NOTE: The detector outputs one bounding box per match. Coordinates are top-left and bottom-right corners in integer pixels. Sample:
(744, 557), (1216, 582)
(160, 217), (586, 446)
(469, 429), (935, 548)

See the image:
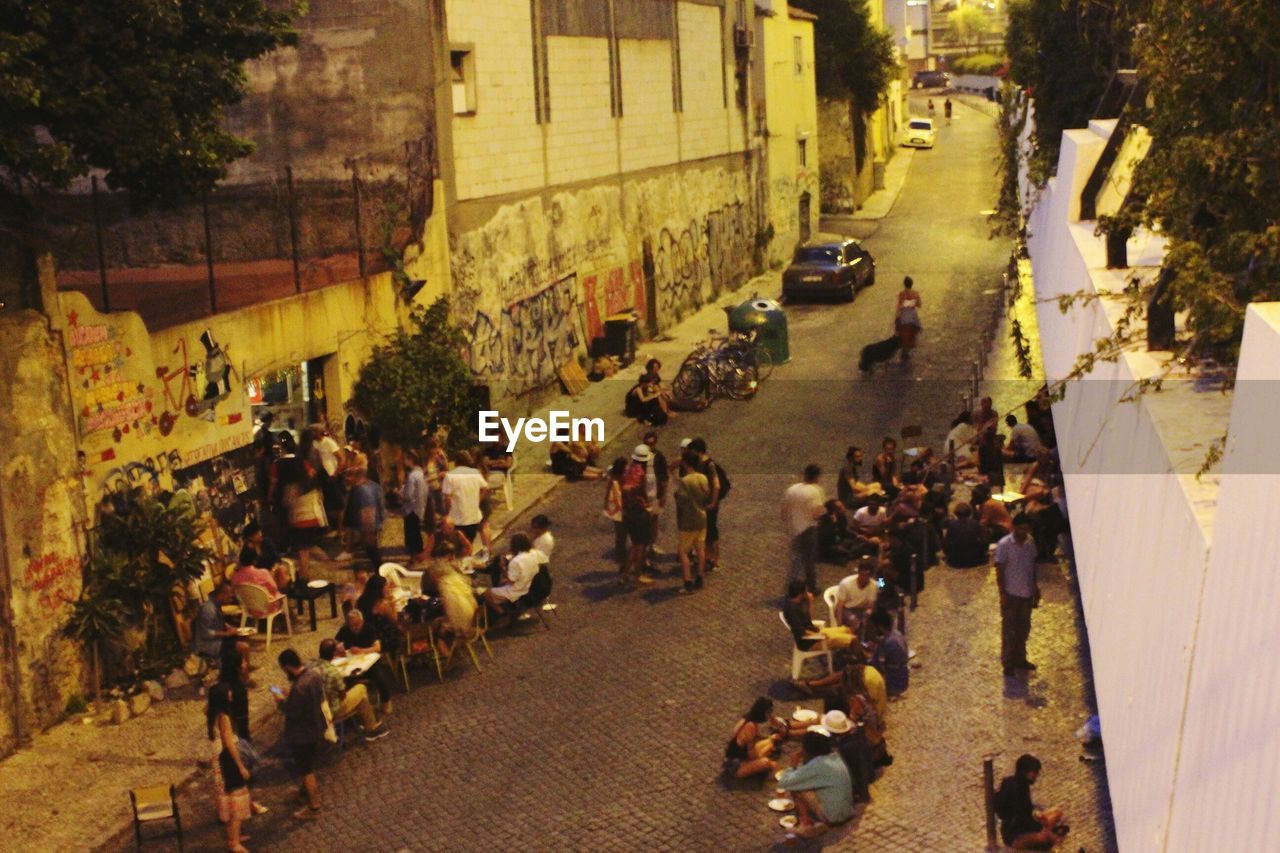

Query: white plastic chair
(380, 561), (424, 588)
(779, 611), (833, 681)
(488, 457), (515, 510)
(234, 583), (291, 651)
(822, 585), (840, 626)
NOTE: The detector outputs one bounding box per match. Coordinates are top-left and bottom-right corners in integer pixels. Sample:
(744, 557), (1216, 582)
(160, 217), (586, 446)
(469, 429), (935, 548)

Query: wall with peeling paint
(0, 287), (87, 756)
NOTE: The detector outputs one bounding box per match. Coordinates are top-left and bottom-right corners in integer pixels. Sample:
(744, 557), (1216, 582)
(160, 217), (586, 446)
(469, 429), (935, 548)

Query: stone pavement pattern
(54, 92), (1118, 852)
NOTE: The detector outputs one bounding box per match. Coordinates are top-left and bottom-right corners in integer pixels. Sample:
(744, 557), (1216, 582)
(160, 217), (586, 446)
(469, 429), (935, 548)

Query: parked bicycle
(670, 330), (773, 411)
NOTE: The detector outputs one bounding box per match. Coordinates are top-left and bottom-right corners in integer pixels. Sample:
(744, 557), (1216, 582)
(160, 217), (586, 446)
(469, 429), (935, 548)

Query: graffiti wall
(453, 161), (755, 396)
(0, 308), (86, 755)
(58, 292), (255, 506)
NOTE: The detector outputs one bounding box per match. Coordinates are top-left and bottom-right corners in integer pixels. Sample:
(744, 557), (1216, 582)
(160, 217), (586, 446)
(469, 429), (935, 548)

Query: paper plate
(767, 798), (795, 813)
(807, 725), (829, 735)
(779, 815), (798, 830)
(307, 580), (330, 589)
(235, 627), (257, 637)
(791, 708), (818, 723)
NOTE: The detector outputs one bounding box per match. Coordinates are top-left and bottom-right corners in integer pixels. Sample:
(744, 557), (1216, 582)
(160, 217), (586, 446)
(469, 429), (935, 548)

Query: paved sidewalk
(0, 269), (786, 853)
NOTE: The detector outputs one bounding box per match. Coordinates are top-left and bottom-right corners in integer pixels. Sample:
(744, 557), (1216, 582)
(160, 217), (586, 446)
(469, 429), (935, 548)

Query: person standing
(673, 448), (711, 594)
(944, 97), (953, 125)
(602, 458), (628, 572)
(642, 431), (669, 561)
(620, 445), (657, 586)
(927, 98), (936, 118)
(995, 514), (1040, 677)
(687, 438), (728, 572)
(207, 671), (254, 852)
(423, 435), (449, 514)
(894, 277), (923, 358)
(344, 465), (386, 567)
(441, 450), (489, 544)
(782, 464), (825, 594)
(274, 648), (326, 820)
(398, 450), (430, 561)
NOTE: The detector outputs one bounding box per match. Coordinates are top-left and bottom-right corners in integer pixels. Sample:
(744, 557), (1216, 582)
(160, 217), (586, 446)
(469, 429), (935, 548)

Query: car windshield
(794, 247), (839, 264)
(909, 120), (932, 130)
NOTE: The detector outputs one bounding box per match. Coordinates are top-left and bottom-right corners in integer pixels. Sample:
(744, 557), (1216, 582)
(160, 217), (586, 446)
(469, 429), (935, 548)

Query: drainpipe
(0, 480), (25, 752)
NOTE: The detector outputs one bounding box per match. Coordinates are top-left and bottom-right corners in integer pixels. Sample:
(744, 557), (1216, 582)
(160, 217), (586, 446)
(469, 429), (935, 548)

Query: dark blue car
(782, 240), (876, 303)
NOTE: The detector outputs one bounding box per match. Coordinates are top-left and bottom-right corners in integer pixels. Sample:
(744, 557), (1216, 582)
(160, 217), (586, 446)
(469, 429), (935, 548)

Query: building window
(793, 36), (803, 77)
(798, 138), (808, 167)
(450, 47), (476, 115)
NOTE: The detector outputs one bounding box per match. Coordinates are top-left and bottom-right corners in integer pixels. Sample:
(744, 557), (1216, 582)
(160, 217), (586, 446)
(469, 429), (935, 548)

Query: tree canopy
(1127, 0), (1280, 353)
(0, 0), (298, 210)
(792, 0), (898, 114)
(352, 299), (477, 450)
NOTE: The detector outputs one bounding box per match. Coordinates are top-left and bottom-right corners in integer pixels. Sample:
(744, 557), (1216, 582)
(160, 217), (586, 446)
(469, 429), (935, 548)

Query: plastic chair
(234, 583), (291, 651)
(778, 611), (832, 681)
(129, 784), (183, 850)
(380, 561), (424, 589)
(822, 585), (840, 626)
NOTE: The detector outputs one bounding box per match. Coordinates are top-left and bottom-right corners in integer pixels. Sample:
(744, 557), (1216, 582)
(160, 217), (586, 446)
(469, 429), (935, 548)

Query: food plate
(767, 798), (795, 813)
(791, 708), (819, 723)
(806, 725), (828, 734)
(235, 627), (257, 637)
(811, 618), (825, 628)
(779, 815), (798, 830)
(307, 580), (330, 589)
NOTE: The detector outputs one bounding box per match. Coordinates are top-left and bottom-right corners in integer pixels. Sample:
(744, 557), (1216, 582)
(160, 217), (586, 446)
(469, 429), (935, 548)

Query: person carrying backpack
(684, 437), (730, 572)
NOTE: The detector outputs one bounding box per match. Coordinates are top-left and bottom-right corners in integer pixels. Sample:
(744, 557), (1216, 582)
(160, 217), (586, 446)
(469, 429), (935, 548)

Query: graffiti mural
(22, 553), (80, 618)
(65, 310), (155, 444)
(465, 276), (581, 395)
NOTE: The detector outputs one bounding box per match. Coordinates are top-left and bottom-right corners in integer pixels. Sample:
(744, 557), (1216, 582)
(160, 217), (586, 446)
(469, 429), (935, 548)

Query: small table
(334, 651), (381, 679)
(287, 580), (338, 632)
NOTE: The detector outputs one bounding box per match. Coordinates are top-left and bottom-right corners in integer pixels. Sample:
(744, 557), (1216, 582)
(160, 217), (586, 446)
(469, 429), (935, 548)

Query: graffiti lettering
(22, 553), (80, 617)
(466, 277), (580, 394)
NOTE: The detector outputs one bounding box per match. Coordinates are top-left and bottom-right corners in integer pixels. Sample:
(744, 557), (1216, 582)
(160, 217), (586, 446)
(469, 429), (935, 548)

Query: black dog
(859, 335), (901, 373)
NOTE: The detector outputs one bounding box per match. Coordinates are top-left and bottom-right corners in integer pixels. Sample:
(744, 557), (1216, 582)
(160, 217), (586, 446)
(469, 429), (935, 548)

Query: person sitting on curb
(834, 556), (880, 635)
(723, 697), (786, 779)
(777, 731), (856, 840)
(995, 754), (1070, 850)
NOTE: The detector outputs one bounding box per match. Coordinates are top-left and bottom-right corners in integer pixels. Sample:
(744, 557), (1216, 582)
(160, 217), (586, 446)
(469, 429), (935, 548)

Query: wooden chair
(129, 784), (183, 850)
(234, 583), (291, 651)
(453, 605), (494, 673)
(779, 611), (832, 681)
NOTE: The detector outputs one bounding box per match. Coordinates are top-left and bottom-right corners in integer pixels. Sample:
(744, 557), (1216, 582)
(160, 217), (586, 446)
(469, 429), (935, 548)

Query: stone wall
(0, 283), (88, 757)
(451, 160), (755, 397)
(817, 97), (868, 214)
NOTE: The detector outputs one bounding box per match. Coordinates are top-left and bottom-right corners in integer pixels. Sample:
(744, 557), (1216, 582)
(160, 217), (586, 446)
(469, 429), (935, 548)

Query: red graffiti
(630, 260), (646, 326)
(23, 553), (80, 616)
(582, 274), (604, 341)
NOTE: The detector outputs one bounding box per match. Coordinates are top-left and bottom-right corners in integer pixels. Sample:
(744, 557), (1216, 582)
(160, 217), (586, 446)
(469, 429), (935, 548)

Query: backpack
(711, 461), (731, 500)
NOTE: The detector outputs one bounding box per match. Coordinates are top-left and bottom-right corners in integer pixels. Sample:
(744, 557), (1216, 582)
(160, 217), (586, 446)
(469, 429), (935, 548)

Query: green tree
(947, 6), (991, 54)
(1124, 0), (1280, 355)
(793, 0), (899, 171)
(0, 0), (299, 211)
(1004, 0), (1144, 180)
(352, 298), (477, 449)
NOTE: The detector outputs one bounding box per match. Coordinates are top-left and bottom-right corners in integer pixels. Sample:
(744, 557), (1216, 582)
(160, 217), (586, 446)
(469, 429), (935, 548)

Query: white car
(903, 118), (936, 149)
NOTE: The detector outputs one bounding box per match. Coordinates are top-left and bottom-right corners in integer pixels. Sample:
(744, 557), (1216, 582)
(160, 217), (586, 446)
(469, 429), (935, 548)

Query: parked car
(903, 118), (936, 149)
(912, 70), (952, 89)
(782, 240), (876, 303)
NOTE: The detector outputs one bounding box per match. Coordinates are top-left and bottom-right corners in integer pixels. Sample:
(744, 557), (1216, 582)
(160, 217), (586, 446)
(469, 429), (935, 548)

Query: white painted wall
(1025, 116), (1280, 851)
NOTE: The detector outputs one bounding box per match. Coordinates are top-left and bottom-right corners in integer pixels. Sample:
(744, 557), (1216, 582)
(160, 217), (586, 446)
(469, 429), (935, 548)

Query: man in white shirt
(853, 498), (888, 544)
(995, 514), (1040, 677)
(834, 556), (879, 634)
(781, 464), (826, 594)
(441, 450), (489, 543)
(530, 514), (554, 561)
(483, 533), (545, 615)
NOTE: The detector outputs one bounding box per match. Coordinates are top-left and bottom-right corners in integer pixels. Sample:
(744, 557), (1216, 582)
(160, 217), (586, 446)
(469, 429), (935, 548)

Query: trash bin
(727, 296), (789, 364)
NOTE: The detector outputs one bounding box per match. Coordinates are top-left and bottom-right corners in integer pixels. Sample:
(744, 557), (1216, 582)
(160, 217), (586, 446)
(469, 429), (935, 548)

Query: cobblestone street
(100, 97), (1114, 852)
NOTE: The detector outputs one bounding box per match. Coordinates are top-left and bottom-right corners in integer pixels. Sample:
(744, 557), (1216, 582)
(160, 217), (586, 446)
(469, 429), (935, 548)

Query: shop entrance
(247, 355), (331, 441)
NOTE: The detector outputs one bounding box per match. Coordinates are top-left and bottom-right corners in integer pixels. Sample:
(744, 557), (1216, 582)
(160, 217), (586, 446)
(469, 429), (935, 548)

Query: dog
(859, 335), (901, 373)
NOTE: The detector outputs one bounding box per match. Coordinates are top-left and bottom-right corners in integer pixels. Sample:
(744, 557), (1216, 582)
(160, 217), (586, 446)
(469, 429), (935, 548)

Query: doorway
(798, 192), (812, 243)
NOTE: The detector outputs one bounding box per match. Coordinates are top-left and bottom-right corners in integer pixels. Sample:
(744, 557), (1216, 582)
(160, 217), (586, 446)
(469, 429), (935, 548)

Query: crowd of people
(716, 393), (1071, 843)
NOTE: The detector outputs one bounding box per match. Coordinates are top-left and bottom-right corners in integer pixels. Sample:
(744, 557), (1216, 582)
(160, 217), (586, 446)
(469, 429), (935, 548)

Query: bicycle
(670, 330), (771, 411)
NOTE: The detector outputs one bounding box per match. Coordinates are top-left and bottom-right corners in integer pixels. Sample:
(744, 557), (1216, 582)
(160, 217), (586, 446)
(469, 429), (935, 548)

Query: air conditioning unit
(734, 25), (754, 49)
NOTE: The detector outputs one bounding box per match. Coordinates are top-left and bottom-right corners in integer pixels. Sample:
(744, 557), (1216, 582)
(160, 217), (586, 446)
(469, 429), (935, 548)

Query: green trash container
(727, 296), (789, 364)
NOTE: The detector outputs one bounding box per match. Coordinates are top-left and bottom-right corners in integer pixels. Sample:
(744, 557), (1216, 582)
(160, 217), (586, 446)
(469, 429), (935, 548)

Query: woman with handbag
(894, 276), (923, 359)
(208, 650), (264, 852)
